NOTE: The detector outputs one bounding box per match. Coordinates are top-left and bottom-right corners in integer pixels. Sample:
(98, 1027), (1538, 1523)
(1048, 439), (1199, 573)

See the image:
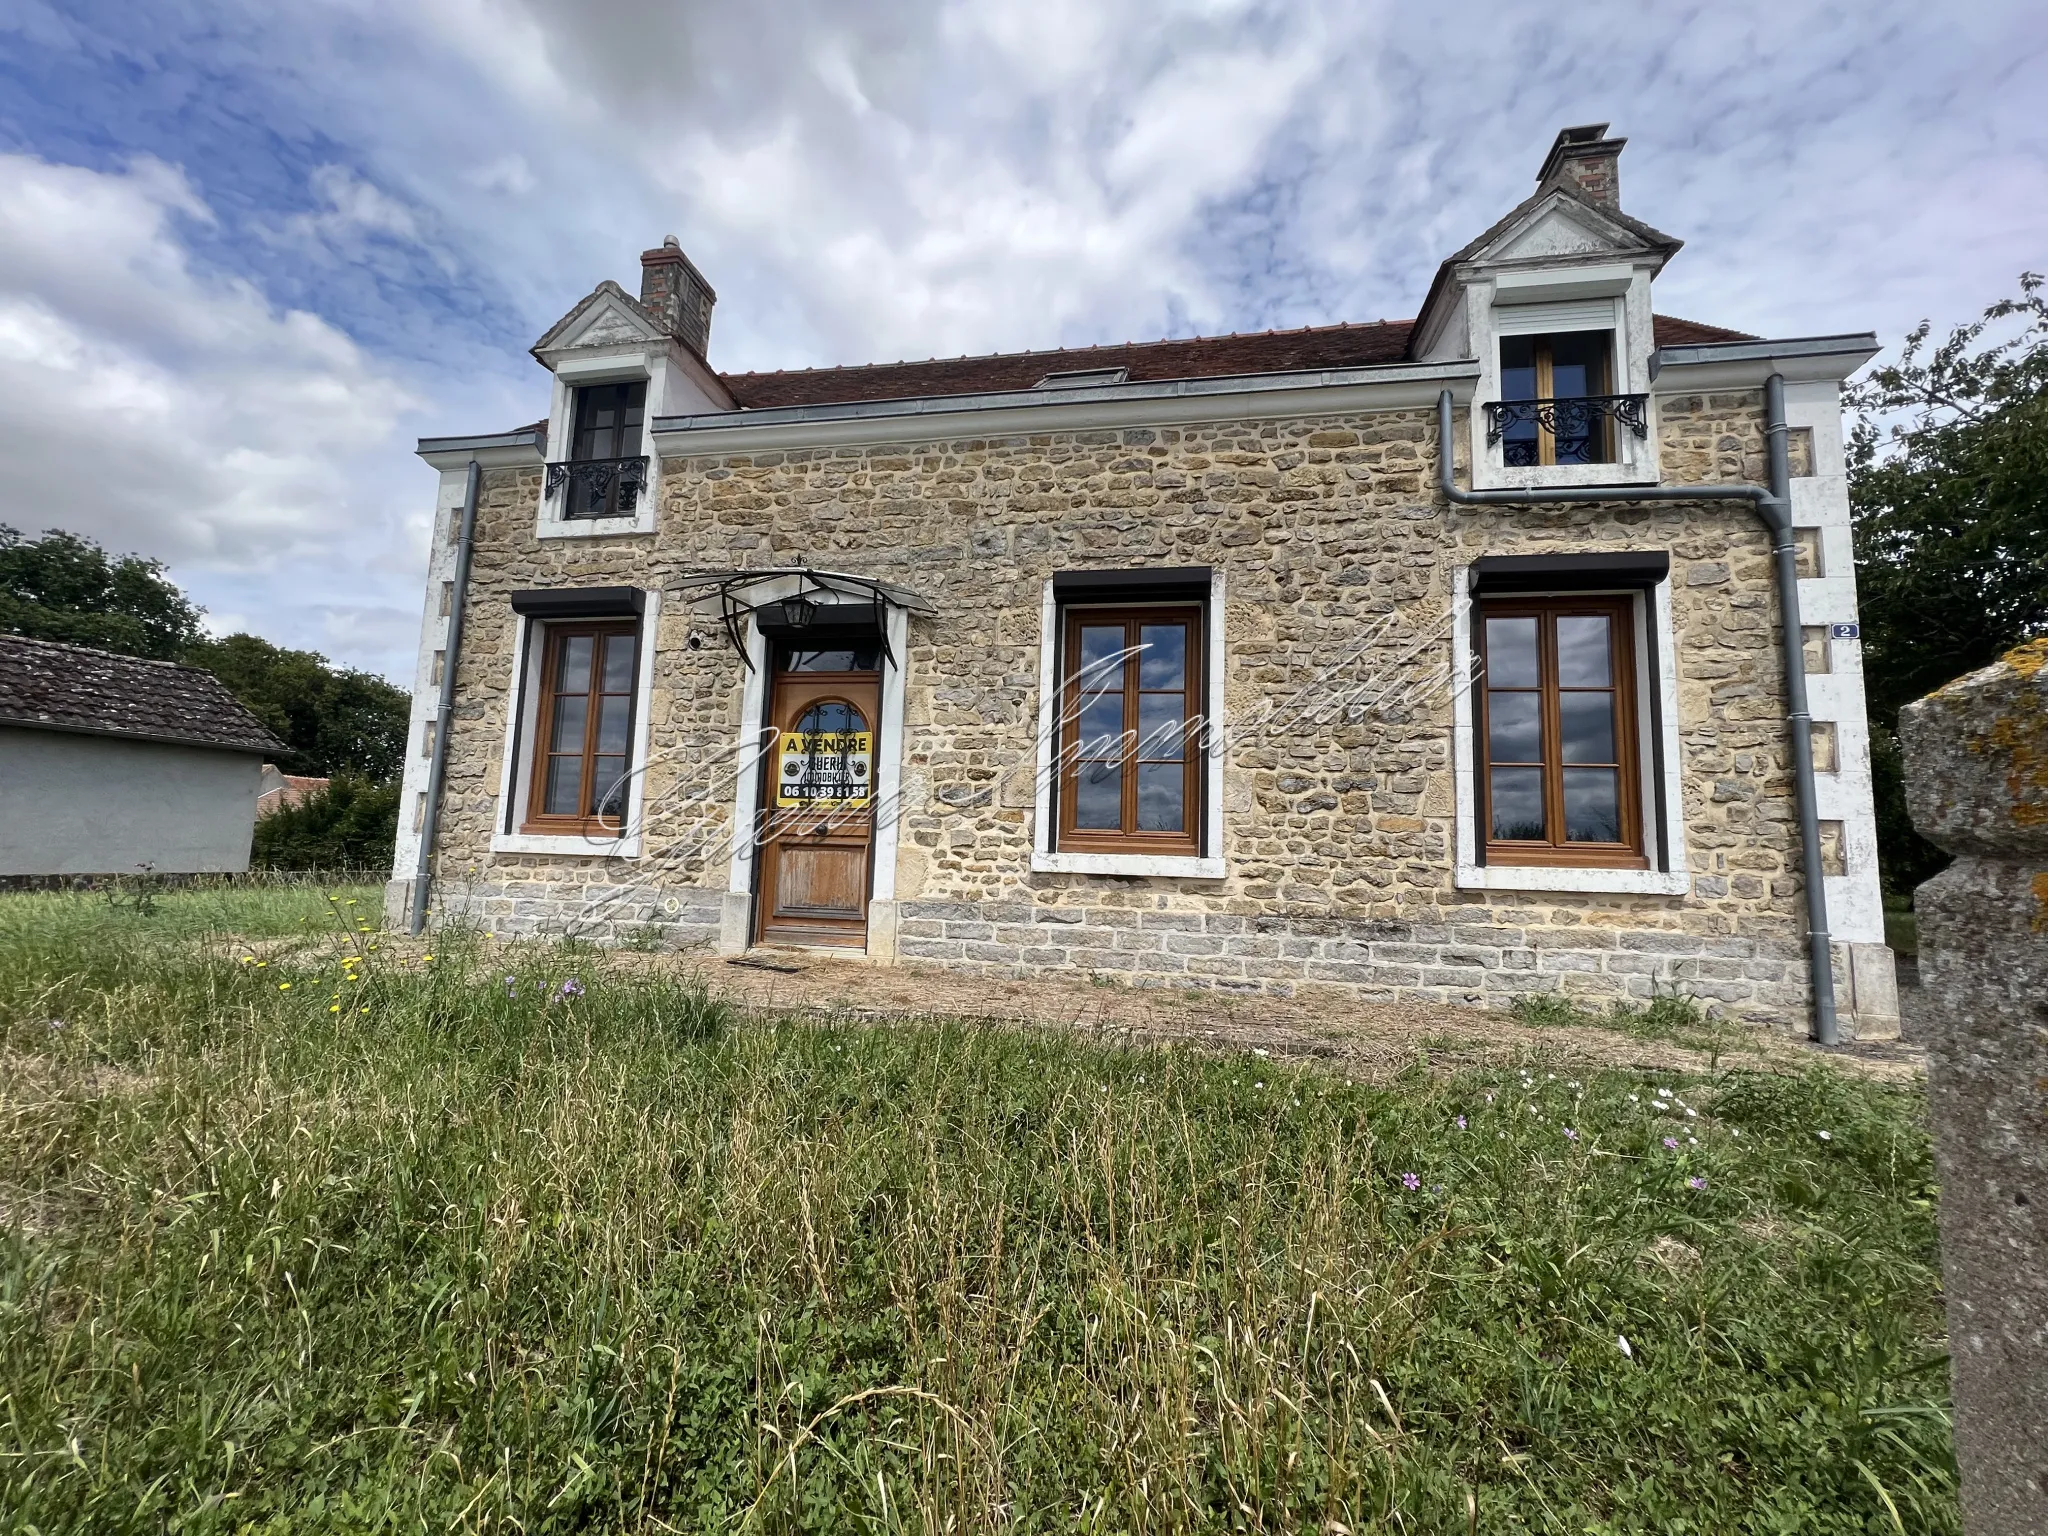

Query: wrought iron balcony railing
(545, 456), (650, 519)
(1484, 394), (1648, 467)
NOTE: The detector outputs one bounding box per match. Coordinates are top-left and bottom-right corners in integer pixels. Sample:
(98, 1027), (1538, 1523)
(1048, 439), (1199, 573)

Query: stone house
(389, 124), (1897, 1039)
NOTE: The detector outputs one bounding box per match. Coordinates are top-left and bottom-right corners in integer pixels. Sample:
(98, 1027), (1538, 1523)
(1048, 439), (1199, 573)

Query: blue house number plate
(1830, 622), (1860, 639)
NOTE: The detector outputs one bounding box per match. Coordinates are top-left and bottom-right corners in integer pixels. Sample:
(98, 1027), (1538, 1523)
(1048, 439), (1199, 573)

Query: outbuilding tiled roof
(0, 635), (286, 755)
(717, 313), (1753, 411)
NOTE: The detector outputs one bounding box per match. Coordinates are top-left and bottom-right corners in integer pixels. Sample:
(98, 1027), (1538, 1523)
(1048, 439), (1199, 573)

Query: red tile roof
(1649, 314), (1757, 347)
(717, 313), (1753, 411)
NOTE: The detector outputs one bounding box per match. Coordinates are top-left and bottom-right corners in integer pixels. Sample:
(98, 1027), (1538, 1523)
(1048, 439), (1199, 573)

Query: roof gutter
(409, 457), (481, 937)
(1436, 384), (1839, 1046)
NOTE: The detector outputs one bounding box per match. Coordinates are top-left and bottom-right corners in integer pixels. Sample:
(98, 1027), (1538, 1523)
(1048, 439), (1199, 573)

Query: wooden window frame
(520, 619), (640, 837)
(1477, 595), (1647, 869)
(1055, 603), (1203, 857)
(1498, 331), (1615, 466)
(567, 380), (647, 518)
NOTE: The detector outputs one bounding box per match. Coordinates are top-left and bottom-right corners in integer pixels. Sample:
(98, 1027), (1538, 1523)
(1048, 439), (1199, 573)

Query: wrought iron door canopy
(667, 567), (937, 672)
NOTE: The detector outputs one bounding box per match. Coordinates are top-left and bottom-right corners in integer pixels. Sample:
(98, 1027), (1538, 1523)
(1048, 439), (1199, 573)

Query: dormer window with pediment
(1411, 125), (1675, 491)
(525, 236), (737, 539)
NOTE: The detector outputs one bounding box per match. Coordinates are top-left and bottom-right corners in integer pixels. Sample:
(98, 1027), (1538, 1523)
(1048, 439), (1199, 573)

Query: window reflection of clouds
(1555, 616), (1611, 686)
(1138, 625), (1185, 688)
(1487, 691), (1540, 762)
(1137, 763), (1183, 831)
(1490, 766), (1544, 840)
(1485, 617), (1539, 685)
(1563, 768), (1621, 842)
(1558, 693), (1614, 763)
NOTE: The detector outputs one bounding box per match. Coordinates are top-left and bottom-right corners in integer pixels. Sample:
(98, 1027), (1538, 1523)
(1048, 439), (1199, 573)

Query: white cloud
(276, 163), (427, 247)
(2, 0), (2043, 684)
(0, 153), (429, 671)
(467, 154), (535, 197)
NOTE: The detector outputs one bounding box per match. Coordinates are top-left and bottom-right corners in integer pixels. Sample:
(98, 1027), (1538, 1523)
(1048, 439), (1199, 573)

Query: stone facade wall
(407, 392), (1844, 1029)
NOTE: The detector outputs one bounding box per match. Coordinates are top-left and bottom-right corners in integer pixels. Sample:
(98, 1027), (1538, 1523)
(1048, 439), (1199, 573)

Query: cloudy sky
(2, 1), (2042, 682)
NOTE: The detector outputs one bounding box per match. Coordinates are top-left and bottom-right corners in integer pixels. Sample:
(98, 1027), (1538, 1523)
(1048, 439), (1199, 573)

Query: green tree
(183, 632), (410, 781)
(251, 775), (401, 871)
(1849, 273), (2048, 896)
(2, 526), (411, 781)
(0, 525), (205, 659)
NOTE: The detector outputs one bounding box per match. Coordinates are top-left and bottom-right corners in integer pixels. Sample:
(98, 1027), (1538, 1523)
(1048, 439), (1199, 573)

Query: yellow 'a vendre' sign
(775, 730), (873, 808)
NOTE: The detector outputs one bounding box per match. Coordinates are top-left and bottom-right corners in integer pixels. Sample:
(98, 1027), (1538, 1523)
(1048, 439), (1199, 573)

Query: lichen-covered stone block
(1901, 640), (2048, 1536)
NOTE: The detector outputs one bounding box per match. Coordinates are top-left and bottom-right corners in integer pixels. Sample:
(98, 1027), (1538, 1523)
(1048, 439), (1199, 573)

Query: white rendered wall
(389, 464), (472, 883)
(1784, 378), (1885, 945)
(0, 727), (261, 875)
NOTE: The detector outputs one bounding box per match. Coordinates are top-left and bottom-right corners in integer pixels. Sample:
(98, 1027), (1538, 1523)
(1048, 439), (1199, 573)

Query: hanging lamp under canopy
(667, 567), (937, 670)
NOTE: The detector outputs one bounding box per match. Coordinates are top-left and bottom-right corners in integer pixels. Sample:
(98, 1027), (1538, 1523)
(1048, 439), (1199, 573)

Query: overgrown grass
(1509, 989), (1750, 1055)
(0, 881), (383, 949)
(0, 899), (1954, 1532)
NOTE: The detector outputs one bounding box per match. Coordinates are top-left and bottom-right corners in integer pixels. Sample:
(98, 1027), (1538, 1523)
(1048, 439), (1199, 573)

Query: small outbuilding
(0, 634), (287, 877)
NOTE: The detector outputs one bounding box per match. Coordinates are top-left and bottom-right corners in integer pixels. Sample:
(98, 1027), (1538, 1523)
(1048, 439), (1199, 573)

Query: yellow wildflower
(278, 982), (291, 991)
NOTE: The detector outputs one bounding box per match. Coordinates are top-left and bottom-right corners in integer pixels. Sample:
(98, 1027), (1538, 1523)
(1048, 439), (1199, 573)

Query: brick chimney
(1536, 123), (1626, 211)
(639, 236), (716, 359)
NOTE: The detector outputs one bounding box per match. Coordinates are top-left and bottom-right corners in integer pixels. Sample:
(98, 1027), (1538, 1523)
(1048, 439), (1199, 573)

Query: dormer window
(549, 380), (648, 519)
(1495, 331), (1618, 465)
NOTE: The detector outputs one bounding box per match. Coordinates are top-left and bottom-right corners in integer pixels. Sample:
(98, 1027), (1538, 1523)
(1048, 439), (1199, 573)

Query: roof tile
(717, 314), (1752, 410)
(0, 635), (286, 755)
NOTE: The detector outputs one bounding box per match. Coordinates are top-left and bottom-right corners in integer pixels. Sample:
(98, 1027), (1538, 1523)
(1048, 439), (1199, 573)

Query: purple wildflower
(1400, 1172), (1421, 1191)
(1455, 1115), (1468, 1130)
(1563, 1127), (1579, 1141)
(561, 978), (584, 999)
(504, 976), (518, 998)
(1662, 1137), (1679, 1151)
(1686, 1176), (1708, 1191)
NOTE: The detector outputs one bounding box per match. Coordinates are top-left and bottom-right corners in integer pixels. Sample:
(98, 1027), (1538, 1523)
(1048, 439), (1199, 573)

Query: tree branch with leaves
(1849, 273), (2048, 895)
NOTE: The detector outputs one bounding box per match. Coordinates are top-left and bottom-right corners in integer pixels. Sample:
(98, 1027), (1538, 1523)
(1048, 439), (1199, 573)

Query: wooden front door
(754, 658), (880, 949)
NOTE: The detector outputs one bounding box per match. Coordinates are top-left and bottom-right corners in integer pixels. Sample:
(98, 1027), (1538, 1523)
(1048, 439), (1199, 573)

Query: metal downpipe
(409, 457), (481, 938)
(1435, 387), (1838, 1043)
(1762, 375), (1839, 1044)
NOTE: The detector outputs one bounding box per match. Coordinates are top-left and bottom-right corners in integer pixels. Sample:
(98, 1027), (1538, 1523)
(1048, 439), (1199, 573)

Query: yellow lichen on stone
(1958, 652), (2048, 826)
(2002, 636), (2048, 680)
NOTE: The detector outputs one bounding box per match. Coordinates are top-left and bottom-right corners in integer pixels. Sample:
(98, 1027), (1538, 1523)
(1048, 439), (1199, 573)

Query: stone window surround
(1030, 574), (1228, 879)
(722, 583), (911, 934)
(1451, 568), (1690, 895)
(490, 589), (662, 857)
(535, 352), (663, 540)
